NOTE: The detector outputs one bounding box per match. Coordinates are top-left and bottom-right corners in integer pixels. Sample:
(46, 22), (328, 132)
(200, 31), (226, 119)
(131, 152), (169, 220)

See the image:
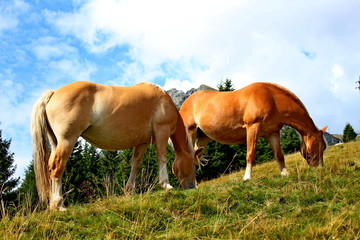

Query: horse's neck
(284, 110), (319, 137)
(171, 115), (193, 158)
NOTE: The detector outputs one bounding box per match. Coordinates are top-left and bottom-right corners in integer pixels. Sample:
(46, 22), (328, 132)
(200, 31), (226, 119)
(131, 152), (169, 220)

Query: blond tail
(31, 90), (54, 203)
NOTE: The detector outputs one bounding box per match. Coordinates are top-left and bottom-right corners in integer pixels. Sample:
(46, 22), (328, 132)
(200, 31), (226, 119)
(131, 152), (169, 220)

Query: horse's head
(300, 126), (327, 167)
(172, 148), (202, 189)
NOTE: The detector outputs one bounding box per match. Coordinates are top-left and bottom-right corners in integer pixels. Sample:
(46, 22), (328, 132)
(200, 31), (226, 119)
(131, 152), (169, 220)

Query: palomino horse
(31, 81), (198, 211)
(180, 82), (327, 180)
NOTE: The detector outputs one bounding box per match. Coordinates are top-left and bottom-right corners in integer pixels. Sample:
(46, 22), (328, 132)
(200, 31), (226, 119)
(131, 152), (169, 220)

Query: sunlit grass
(1, 141), (359, 239)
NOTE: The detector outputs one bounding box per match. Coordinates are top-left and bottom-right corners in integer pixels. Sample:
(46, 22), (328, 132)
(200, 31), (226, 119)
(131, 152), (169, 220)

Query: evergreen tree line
(2, 79), (357, 215)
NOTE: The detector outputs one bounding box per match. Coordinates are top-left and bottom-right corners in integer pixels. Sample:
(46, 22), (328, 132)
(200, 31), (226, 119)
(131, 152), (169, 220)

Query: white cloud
(32, 37), (77, 61)
(330, 64), (343, 95)
(0, 71), (28, 128)
(29, 36), (97, 84)
(45, 0), (359, 89)
(0, 70), (34, 179)
(45, 0), (253, 88)
(109, 61), (162, 85)
(332, 64), (344, 79)
(46, 58), (96, 84)
(0, 0), (29, 32)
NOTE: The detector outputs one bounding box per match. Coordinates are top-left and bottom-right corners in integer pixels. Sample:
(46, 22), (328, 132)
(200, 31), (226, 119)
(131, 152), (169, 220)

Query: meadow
(1, 141), (359, 239)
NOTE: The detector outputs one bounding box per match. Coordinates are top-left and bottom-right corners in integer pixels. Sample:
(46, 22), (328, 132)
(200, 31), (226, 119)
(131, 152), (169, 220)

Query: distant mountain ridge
(167, 85), (342, 146)
(324, 132), (342, 146)
(166, 84), (216, 109)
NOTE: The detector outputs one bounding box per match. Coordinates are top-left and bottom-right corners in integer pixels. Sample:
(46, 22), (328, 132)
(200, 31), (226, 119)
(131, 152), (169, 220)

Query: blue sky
(1, 0), (360, 180)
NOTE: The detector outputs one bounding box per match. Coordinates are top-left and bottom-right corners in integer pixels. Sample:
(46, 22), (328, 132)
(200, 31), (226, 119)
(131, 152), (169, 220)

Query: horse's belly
(81, 125), (151, 151)
(203, 126), (247, 145)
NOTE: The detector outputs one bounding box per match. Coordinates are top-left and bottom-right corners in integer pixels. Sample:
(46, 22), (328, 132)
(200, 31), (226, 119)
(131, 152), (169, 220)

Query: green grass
(1, 141), (360, 239)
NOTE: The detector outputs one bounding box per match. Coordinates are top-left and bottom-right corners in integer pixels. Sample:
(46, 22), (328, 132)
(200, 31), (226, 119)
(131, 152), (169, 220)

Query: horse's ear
(194, 148), (204, 157)
(320, 126), (328, 133)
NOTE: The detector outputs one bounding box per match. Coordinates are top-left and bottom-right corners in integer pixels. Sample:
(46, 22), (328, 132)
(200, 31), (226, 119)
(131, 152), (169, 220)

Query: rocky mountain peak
(167, 84), (216, 109)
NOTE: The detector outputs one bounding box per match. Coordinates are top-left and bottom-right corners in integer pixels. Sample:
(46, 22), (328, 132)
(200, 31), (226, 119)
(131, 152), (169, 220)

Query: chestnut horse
(31, 81), (198, 211)
(180, 82), (327, 180)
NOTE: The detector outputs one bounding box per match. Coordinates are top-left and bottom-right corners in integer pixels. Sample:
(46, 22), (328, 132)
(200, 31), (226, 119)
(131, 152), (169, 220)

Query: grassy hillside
(1, 141), (359, 239)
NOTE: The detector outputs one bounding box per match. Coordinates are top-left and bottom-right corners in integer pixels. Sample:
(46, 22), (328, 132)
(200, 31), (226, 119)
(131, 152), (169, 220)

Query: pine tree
(217, 79), (235, 91)
(18, 160), (38, 210)
(343, 123), (357, 143)
(98, 150), (123, 197)
(256, 138), (274, 163)
(0, 128), (20, 215)
(280, 125), (301, 154)
(62, 141), (100, 204)
(199, 141), (246, 181)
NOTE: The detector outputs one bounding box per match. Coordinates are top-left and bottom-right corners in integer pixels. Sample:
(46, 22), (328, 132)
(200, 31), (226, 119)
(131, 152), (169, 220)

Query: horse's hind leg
(125, 143), (149, 195)
(244, 123), (261, 180)
(267, 132), (289, 176)
(48, 138), (76, 211)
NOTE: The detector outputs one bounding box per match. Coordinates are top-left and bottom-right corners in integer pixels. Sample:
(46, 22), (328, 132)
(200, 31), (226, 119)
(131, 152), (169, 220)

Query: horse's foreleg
(267, 132), (289, 176)
(125, 143), (149, 195)
(48, 139), (75, 211)
(153, 125), (175, 190)
(243, 124), (261, 181)
(156, 141), (173, 190)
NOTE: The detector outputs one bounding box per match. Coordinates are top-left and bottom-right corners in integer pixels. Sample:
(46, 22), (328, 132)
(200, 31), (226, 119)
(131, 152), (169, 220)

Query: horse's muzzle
(187, 182), (197, 189)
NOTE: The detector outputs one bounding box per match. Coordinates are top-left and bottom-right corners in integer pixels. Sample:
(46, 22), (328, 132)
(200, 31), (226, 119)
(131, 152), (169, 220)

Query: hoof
(58, 207), (67, 212)
(280, 169), (289, 176)
(124, 189), (134, 196)
(243, 174), (251, 181)
(49, 197), (65, 211)
(161, 183), (173, 191)
(49, 205), (67, 211)
(124, 183), (135, 195)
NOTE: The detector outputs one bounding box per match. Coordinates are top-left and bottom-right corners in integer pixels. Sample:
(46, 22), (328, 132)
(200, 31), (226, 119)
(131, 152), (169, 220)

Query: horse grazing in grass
(180, 82), (327, 180)
(31, 81), (198, 211)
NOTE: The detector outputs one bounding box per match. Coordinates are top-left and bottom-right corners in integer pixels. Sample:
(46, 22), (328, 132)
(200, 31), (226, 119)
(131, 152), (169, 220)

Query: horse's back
(47, 81), (173, 124)
(183, 82), (303, 116)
